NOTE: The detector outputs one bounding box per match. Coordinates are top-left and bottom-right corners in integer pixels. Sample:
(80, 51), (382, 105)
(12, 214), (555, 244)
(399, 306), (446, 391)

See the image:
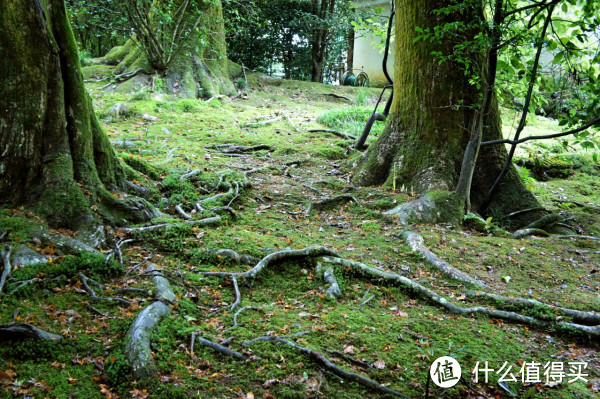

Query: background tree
(0, 0), (157, 231)
(66, 0), (126, 58)
(223, 0), (357, 83)
(354, 0), (600, 226)
(224, 0), (313, 80)
(94, 0), (236, 98)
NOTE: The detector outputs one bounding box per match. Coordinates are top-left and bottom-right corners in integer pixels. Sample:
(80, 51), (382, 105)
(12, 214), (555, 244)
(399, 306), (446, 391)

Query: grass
(0, 68), (598, 398)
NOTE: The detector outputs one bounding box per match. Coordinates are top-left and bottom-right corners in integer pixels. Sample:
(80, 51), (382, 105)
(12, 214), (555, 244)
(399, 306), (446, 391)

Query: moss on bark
(93, 0), (235, 99)
(353, 0), (540, 226)
(0, 0), (156, 231)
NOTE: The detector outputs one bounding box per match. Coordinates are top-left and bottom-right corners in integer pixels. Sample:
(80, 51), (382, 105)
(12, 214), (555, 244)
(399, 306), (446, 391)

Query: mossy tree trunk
(99, 0), (236, 99)
(0, 0), (157, 231)
(353, 0), (539, 224)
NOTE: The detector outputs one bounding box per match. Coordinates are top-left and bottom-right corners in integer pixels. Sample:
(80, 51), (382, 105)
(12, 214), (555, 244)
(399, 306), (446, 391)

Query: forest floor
(0, 66), (599, 399)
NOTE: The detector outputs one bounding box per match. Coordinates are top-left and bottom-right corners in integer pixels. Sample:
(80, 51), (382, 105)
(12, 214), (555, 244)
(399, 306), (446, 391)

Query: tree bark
(353, 0), (539, 224)
(100, 0), (236, 99)
(311, 0), (336, 83)
(0, 0), (156, 230)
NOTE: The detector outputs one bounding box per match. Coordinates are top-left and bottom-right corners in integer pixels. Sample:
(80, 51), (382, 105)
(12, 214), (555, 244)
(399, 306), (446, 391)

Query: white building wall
(352, 0), (394, 87)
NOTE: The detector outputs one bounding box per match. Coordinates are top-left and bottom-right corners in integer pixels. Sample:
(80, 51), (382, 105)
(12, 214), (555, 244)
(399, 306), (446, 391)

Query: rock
(33, 231), (101, 256)
(161, 127), (170, 135)
(142, 113), (158, 121)
(109, 102), (127, 118)
(11, 246), (48, 266)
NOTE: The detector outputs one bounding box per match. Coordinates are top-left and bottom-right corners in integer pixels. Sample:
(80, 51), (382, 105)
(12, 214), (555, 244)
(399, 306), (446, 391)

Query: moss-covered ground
(0, 68), (598, 398)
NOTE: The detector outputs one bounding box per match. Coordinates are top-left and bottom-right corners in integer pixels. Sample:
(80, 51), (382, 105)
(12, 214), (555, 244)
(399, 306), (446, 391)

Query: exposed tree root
(214, 249), (259, 266)
(79, 273), (131, 306)
(180, 169), (203, 181)
(359, 294), (376, 308)
(551, 235), (600, 240)
(321, 93), (352, 102)
(224, 306), (263, 333)
(466, 291), (600, 325)
(302, 183), (324, 196)
(307, 129), (357, 141)
(0, 246), (12, 295)
(513, 228), (550, 238)
(122, 216), (221, 233)
(192, 332), (249, 361)
(127, 264), (177, 380)
(316, 262), (341, 298)
(220, 144), (272, 154)
(8, 278), (40, 295)
(320, 256), (600, 337)
(0, 323), (62, 341)
(552, 199), (600, 212)
(306, 194), (360, 215)
(284, 115), (301, 133)
(402, 231), (490, 289)
(175, 204), (192, 220)
(199, 246), (338, 281)
(245, 336), (410, 398)
(324, 349), (374, 369)
(230, 276), (241, 311)
(513, 229), (599, 240)
(243, 116), (283, 128)
(508, 207), (548, 219)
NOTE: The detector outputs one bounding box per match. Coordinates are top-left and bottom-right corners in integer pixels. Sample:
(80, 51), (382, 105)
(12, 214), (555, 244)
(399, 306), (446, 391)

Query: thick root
(0, 323), (62, 341)
(200, 246), (338, 281)
(402, 231), (490, 289)
(126, 264), (176, 381)
(306, 194), (360, 215)
(245, 336), (409, 398)
(321, 256), (599, 337)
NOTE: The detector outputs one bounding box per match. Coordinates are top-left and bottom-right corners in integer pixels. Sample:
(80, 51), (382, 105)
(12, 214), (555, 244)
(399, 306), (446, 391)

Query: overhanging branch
(481, 117), (600, 147)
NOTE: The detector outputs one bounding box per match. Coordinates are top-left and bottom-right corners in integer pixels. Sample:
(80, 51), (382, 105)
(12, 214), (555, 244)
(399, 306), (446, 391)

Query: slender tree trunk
(0, 0), (157, 230)
(311, 0), (335, 83)
(353, 0), (539, 224)
(346, 28), (354, 72)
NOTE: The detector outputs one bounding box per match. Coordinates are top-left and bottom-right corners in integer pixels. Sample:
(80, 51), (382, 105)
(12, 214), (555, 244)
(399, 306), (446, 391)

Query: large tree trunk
(353, 0), (539, 225)
(97, 0), (236, 99)
(0, 0), (157, 231)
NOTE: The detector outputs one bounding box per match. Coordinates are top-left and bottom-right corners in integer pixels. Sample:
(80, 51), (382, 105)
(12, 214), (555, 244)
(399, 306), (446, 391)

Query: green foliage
(515, 165), (537, 192)
(66, 0), (127, 57)
(423, 1), (600, 151)
(224, 0), (359, 82)
(463, 212), (499, 234)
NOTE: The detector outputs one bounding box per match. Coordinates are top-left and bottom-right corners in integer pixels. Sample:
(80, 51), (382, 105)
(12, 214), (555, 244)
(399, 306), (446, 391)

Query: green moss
(97, 40), (134, 65)
(120, 154), (161, 180)
(172, 99), (206, 113)
(37, 180), (92, 228)
(0, 215), (44, 243)
(82, 64), (114, 80)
